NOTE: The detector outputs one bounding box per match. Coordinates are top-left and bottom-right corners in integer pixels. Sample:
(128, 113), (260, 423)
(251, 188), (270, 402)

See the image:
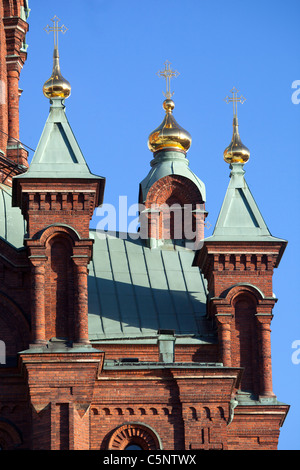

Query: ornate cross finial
(44, 15), (68, 48)
(157, 60), (179, 99)
(224, 87), (246, 117)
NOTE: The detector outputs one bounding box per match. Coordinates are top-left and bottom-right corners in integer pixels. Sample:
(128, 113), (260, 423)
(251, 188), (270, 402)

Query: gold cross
(44, 15), (68, 48)
(157, 60), (179, 99)
(224, 87), (246, 117)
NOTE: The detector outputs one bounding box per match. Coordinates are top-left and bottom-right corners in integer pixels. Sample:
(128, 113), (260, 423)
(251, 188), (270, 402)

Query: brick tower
(13, 34), (105, 347)
(0, 0), (29, 186)
(11, 21), (106, 449)
(194, 92), (289, 443)
(139, 62), (207, 248)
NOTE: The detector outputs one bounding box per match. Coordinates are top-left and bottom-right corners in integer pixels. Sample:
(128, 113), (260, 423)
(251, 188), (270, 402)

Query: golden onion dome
(43, 46), (71, 99)
(223, 116), (250, 164)
(148, 99), (192, 154)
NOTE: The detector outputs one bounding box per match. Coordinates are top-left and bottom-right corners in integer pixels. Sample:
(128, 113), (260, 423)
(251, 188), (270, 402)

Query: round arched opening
(125, 443), (143, 450)
(107, 423), (161, 450)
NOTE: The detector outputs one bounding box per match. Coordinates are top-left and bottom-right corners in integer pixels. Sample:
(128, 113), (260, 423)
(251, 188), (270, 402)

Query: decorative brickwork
(0, 0), (29, 173)
(194, 240), (286, 400)
(14, 180), (101, 239)
(107, 423), (161, 450)
(141, 174), (206, 242)
(0, 1), (289, 451)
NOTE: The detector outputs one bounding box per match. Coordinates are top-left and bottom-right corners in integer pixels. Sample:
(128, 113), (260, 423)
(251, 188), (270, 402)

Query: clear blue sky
(19, 0), (299, 450)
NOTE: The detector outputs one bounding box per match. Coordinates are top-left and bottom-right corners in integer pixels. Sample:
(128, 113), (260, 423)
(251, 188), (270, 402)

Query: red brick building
(0, 2), (289, 451)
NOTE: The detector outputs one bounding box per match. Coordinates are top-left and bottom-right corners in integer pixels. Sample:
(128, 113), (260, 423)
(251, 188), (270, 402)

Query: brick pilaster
(215, 314), (233, 367)
(256, 314), (275, 398)
(29, 256), (47, 345)
(72, 257), (90, 345)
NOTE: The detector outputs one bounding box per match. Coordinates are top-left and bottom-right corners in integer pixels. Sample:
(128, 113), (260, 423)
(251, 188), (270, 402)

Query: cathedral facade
(0, 1), (289, 451)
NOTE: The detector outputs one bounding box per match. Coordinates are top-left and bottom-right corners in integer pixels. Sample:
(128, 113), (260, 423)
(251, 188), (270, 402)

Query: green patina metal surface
(14, 98), (104, 181)
(87, 230), (215, 344)
(0, 184), (214, 343)
(139, 150), (206, 203)
(0, 185), (26, 249)
(205, 163), (286, 243)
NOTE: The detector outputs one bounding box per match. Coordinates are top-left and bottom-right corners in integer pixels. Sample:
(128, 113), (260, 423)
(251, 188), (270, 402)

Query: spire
(204, 162), (285, 243)
(140, 61), (206, 213)
(12, 16), (105, 187)
(16, 97), (101, 180)
(223, 87), (250, 164)
(43, 16), (71, 100)
(148, 61), (192, 154)
(202, 88), (285, 244)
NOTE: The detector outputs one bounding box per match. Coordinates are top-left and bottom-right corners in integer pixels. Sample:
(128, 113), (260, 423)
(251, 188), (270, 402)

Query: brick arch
(39, 226), (80, 342)
(45, 234), (73, 341)
(143, 175), (205, 241)
(145, 174), (204, 208)
(107, 423), (162, 450)
(0, 291), (30, 358)
(0, 418), (22, 450)
(203, 406), (211, 421)
(221, 283), (264, 305)
(39, 224), (81, 246)
(189, 406), (197, 420)
(213, 284), (263, 396)
(231, 292), (260, 395)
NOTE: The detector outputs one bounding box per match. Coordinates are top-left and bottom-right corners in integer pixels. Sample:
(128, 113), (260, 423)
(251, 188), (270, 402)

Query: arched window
(142, 175), (205, 243)
(0, 293), (30, 363)
(107, 423), (161, 450)
(125, 444), (143, 450)
(45, 236), (73, 341)
(0, 419), (22, 450)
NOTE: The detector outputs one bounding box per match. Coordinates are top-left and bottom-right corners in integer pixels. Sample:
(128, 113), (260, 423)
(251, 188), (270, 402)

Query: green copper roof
(0, 187), (214, 344)
(14, 98), (104, 181)
(0, 184), (26, 249)
(139, 150), (206, 203)
(87, 230), (215, 344)
(205, 162), (286, 243)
